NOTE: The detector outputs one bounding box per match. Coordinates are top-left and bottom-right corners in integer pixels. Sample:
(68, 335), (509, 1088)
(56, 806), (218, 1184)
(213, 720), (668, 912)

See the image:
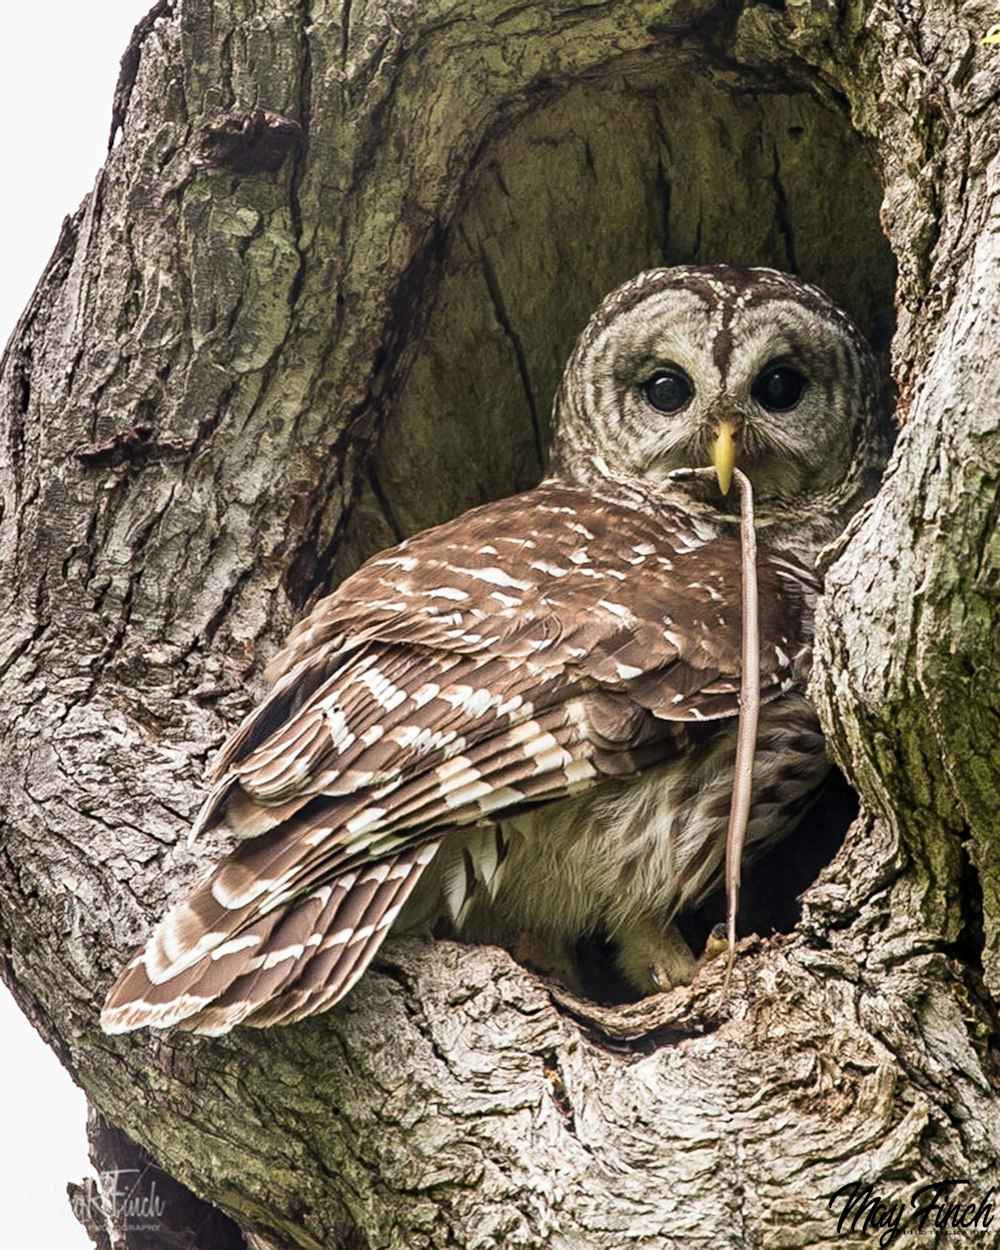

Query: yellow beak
(711, 419), (738, 496)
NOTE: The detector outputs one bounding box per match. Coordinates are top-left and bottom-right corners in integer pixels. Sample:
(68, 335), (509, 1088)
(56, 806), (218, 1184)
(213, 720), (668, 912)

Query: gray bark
(1, 0), (998, 1246)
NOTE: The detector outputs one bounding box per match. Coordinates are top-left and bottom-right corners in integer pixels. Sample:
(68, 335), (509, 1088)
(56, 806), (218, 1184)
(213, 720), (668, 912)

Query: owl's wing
(101, 482), (814, 1034)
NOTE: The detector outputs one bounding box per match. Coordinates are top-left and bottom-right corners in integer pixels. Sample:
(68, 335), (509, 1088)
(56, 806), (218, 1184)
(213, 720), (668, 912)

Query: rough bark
(1, 0), (998, 1247)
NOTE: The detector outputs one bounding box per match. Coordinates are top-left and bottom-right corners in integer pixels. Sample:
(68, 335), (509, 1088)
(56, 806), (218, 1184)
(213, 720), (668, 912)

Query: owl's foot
(615, 918), (699, 994)
(518, 921), (733, 1000)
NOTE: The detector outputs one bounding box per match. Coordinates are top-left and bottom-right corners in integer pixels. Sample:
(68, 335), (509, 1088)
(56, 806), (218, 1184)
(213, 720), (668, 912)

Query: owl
(102, 265), (884, 1035)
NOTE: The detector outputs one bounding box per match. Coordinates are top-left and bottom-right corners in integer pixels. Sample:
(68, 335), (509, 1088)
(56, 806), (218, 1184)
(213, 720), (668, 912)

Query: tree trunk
(2, 0), (998, 1246)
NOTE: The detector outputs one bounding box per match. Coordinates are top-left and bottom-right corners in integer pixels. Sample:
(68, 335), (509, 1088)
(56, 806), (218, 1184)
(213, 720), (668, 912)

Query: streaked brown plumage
(102, 265), (884, 1034)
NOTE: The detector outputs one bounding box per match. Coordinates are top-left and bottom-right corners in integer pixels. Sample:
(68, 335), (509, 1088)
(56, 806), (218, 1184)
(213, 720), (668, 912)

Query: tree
(2, 0), (998, 1245)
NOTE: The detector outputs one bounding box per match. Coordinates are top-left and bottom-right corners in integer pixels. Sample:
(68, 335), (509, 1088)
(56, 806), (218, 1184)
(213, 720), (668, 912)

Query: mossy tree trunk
(1, 0), (998, 1246)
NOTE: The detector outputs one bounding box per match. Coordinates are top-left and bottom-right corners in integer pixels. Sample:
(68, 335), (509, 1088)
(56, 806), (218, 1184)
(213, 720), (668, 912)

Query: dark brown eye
(752, 365), (806, 411)
(643, 367), (694, 414)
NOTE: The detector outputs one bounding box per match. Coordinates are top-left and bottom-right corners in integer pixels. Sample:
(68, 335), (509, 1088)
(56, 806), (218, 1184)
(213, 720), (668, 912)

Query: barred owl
(102, 265), (883, 1035)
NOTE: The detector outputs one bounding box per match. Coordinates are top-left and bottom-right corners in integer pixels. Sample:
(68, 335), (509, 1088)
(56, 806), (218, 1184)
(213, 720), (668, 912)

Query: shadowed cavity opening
(327, 57), (895, 987)
(334, 61), (895, 570)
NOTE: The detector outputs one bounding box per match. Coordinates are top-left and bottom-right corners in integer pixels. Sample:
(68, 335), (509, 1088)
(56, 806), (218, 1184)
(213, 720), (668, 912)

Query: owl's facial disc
(549, 265), (882, 543)
(607, 295), (856, 512)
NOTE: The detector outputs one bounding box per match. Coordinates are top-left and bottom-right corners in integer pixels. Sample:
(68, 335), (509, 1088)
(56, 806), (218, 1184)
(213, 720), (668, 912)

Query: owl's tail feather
(100, 840), (440, 1035)
(102, 685), (598, 1035)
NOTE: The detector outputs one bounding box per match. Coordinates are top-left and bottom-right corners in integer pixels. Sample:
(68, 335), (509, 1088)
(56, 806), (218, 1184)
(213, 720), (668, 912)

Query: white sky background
(0, 3), (157, 1246)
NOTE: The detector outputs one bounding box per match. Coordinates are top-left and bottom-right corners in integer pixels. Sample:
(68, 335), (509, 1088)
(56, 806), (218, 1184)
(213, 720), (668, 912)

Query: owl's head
(550, 265), (886, 551)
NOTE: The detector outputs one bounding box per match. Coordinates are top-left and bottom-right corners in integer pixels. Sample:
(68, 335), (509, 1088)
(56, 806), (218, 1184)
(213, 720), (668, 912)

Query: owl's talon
(615, 918), (698, 995)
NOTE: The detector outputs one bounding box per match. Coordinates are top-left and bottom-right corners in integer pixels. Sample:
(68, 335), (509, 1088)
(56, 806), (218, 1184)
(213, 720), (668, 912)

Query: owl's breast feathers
(101, 480), (816, 1034)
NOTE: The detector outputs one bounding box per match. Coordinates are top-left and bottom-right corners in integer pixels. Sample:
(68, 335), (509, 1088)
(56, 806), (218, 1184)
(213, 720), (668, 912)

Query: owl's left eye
(752, 364), (806, 411)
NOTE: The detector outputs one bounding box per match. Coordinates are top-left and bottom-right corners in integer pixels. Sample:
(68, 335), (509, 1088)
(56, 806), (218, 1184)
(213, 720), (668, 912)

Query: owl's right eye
(642, 367), (694, 414)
